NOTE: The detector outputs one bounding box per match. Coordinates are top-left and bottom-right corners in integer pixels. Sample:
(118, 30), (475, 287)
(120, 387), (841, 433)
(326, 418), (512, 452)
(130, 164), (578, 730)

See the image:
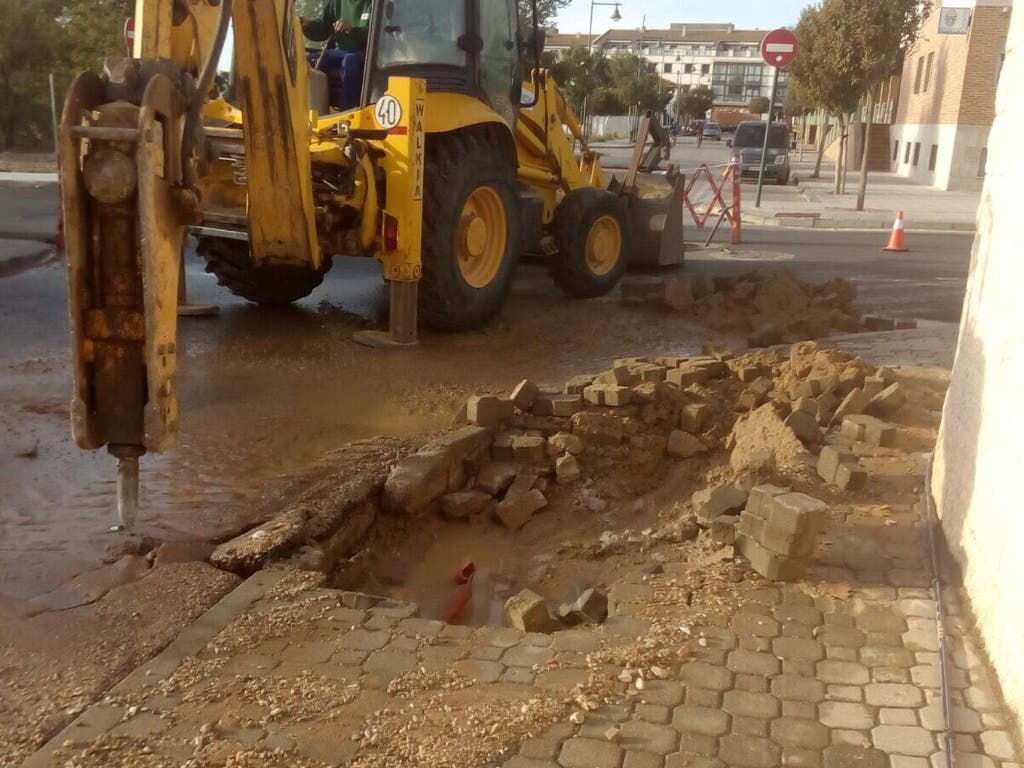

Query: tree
(0, 0), (63, 149)
(678, 84), (714, 123)
(838, 0), (929, 210)
(545, 46), (613, 115)
(59, 0), (127, 74)
(518, 0), (571, 39)
(607, 54), (671, 113)
(748, 96), (770, 115)
(789, 2), (861, 189)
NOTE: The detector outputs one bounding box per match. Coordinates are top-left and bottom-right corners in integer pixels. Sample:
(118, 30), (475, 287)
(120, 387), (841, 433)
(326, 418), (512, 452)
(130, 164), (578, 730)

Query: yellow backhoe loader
(59, 0), (684, 525)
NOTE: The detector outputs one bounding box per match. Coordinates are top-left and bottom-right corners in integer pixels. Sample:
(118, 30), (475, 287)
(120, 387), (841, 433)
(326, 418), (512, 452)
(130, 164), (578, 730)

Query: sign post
(755, 28), (798, 208)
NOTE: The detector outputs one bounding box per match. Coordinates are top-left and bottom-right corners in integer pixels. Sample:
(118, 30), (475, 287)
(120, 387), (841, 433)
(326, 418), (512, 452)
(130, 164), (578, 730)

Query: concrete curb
(741, 213), (976, 232)
(19, 569), (288, 768)
(0, 172), (58, 183)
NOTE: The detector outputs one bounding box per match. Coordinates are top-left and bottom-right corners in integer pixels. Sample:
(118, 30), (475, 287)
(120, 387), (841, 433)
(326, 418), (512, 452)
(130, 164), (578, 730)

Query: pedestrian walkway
(23, 381), (1021, 768)
(745, 152), (981, 232)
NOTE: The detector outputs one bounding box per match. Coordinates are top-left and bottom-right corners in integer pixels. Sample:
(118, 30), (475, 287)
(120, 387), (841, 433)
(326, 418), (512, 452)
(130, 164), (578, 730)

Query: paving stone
(771, 674), (826, 702)
(624, 751), (666, 768)
(822, 745), (888, 768)
(980, 711), (1005, 728)
(738, 635), (774, 654)
(472, 644), (505, 661)
(770, 717), (830, 749)
(559, 737), (623, 768)
(854, 610), (907, 634)
(863, 683), (923, 708)
(979, 731), (1017, 761)
(816, 626), (867, 649)
(453, 659), (504, 683)
(831, 730), (871, 748)
(819, 701), (874, 730)
(890, 758), (930, 768)
(722, 690), (780, 720)
(339, 629), (389, 652)
(501, 666), (536, 684)
(910, 663), (969, 689)
(621, 721), (681, 755)
(641, 681), (685, 707)
(963, 684), (1000, 712)
(727, 649), (781, 676)
(503, 643), (555, 668)
(536, 668), (589, 689)
(719, 734), (781, 768)
(637, 704), (671, 724)
(552, 630), (602, 654)
(731, 614), (781, 638)
(732, 716), (769, 737)
(826, 685), (864, 702)
(918, 702), (982, 733)
(879, 708), (918, 725)
(505, 757), (560, 768)
(672, 704), (731, 736)
(675, 733), (720, 758)
(896, 599), (937, 618)
(826, 646), (859, 662)
(859, 646), (914, 669)
(817, 660), (870, 685)
(398, 617), (445, 637)
(479, 626), (524, 648)
(695, 626), (739, 651)
(781, 624), (816, 640)
(783, 747), (822, 767)
(774, 637), (825, 662)
(685, 687), (722, 708)
(363, 650), (416, 680)
(928, 754), (996, 768)
(734, 673), (770, 693)
(783, 660), (818, 677)
(679, 662), (734, 692)
(782, 701), (817, 720)
(870, 725), (936, 756)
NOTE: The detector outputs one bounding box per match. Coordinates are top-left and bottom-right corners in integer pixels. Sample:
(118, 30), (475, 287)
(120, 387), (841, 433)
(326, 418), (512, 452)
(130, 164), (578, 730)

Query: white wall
(888, 122), (985, 190)
(932, 0), (1024, 735)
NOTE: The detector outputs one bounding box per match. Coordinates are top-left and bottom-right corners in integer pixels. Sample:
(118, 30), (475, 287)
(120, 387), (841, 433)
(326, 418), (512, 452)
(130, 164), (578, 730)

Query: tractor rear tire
(550, 188), (627, 298)
(419, 132), (520, 331)
(197, 237), (331, 306)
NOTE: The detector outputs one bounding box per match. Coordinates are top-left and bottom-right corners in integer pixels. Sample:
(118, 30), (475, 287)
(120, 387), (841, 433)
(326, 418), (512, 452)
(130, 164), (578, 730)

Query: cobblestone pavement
(23, 480), (1022, 768)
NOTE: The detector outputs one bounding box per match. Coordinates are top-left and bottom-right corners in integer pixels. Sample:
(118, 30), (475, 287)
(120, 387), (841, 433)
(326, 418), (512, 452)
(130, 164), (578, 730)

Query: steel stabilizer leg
(352, 279), (419, 348)
(109, 444), (143, 531)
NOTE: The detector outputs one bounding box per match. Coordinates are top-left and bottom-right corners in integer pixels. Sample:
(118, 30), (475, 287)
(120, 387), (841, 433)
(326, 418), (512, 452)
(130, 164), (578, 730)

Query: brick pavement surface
(22, 470), (1023, 768)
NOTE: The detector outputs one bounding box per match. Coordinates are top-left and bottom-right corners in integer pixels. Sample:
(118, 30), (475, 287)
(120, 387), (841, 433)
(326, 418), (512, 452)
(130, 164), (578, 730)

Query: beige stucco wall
(932, 0), (1024, 734)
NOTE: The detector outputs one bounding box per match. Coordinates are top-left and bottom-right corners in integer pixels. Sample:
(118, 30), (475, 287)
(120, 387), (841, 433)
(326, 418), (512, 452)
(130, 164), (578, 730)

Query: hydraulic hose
(182, 0), (233, 190)
(924, 450), (956, 768)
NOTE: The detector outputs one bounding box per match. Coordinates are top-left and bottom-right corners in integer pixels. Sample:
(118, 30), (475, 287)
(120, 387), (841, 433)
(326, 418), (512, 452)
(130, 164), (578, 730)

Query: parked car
(727, 120), (791, 185)
(702, 121), (722, 141)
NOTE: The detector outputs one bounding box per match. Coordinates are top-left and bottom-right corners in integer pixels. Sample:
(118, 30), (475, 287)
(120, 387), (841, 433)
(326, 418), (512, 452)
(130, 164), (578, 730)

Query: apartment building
(891, 0), (1013, 189)
(543, 23), (787, 125)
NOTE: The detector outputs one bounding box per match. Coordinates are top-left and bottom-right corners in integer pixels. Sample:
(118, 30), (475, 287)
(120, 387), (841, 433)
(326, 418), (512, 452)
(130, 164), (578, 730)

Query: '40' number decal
(374, 95), (402, 129)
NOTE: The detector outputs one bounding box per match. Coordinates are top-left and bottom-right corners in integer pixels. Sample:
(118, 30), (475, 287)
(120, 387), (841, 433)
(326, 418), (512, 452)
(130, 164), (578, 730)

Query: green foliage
(60, 0), (128, 74)
(545, 47), (670, 116)
(748, 96), (770, 114)
(518, 0), (571, 37)
(678, 84), (714, 121)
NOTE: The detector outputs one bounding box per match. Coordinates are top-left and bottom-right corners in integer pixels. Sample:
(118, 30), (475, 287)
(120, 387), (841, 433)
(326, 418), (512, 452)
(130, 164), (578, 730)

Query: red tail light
(383, 214), (398, 251)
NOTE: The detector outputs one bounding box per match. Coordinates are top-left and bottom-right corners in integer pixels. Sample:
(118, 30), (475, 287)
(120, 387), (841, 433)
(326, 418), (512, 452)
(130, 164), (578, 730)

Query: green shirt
(303, 0), (372, 52)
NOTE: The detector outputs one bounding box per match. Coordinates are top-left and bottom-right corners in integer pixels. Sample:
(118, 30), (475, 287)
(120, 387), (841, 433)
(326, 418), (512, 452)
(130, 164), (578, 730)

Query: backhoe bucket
(616, 174), (686, 268)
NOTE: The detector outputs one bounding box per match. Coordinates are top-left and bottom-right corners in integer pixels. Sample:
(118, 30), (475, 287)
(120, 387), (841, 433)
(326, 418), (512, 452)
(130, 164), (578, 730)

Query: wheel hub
(456, 185), (506, 289)
(586, 214), (622, 276)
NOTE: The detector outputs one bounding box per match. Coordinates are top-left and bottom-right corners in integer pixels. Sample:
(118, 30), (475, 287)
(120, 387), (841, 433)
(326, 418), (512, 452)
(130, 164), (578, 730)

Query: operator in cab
(302, 0), (373, 110)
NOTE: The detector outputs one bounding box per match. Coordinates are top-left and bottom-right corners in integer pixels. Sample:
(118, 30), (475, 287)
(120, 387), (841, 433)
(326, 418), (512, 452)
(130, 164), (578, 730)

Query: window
(664, 63), (673, 73)
(904, 142), (912, 163)
(479, 0), (515, 124)
(912, 142), (921, 166)
(928, 144), (938, 171)
(913, 56), (924, 94)
(377, 0), (467, 68)
(684, 63), (694, 74)
(701, 63), (710, 74)
(923, 52), (934, 92)
(893, 140), (899, 161)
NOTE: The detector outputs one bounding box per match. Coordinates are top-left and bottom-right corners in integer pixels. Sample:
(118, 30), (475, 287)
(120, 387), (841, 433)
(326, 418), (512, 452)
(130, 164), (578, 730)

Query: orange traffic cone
(884, 211), (908, 252)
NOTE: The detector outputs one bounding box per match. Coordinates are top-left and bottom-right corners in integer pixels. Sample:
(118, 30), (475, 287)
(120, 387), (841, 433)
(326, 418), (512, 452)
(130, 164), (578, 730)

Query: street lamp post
(583, 1), (622, 142)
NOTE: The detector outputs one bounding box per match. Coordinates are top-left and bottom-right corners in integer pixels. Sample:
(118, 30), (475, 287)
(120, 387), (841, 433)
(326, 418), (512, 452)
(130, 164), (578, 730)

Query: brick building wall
(891, 0), (1013, 189)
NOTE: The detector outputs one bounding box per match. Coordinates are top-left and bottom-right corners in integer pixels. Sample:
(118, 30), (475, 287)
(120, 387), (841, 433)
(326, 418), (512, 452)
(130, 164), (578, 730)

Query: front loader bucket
(619, 173), (686, 268)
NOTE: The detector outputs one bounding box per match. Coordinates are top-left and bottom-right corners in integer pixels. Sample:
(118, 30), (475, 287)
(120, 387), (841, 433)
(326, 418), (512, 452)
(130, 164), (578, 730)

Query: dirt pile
(652, 268), (862, 344)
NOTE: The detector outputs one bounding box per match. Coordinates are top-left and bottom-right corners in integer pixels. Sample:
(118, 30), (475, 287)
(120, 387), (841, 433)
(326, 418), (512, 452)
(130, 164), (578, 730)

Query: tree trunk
(856, 90), (876, 211)
(813, 116), (830, 179)
(833, 115), (845, 195)
(840, 113), (852, 195)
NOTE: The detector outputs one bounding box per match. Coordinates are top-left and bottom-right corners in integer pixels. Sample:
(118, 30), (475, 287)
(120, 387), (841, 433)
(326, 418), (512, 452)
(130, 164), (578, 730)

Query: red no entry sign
(124, 17), (135, 55)
(760, 28), (798, 68)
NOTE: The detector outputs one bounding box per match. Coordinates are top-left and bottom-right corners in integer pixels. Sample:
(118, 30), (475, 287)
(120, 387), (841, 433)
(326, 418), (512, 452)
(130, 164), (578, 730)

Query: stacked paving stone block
(736, 485), (827, 581)
(817, 444), (867, 491)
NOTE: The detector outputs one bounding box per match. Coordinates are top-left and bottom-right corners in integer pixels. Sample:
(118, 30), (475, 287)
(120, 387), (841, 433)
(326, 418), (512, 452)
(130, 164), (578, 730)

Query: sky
(552, 0), (807, 34)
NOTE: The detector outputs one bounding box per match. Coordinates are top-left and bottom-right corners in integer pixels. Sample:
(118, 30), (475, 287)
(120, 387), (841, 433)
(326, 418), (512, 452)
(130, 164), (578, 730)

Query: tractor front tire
(550, 188), (627, 298)
(419, 132), (521, 331)
(197, 237), (331, 306)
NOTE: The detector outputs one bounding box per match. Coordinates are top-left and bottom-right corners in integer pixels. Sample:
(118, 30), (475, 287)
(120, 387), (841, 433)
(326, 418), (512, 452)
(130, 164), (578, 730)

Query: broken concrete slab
(510, 379), (539, 411)
(210, 509), (308, 573)
(555, 454), (581, 484)
(441, 490), (495, 520)
(867, 383), (906, 417)
(475, 462), (518, 497)
(505, 589), (558, 633)
(560, 587), (608, 625)
(693, 484), (749, 526)
(496, 488), (547, 529)
(467, 395), (514, 429)
(784, 409), (821, 443)
(667, 430), (708, 459)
